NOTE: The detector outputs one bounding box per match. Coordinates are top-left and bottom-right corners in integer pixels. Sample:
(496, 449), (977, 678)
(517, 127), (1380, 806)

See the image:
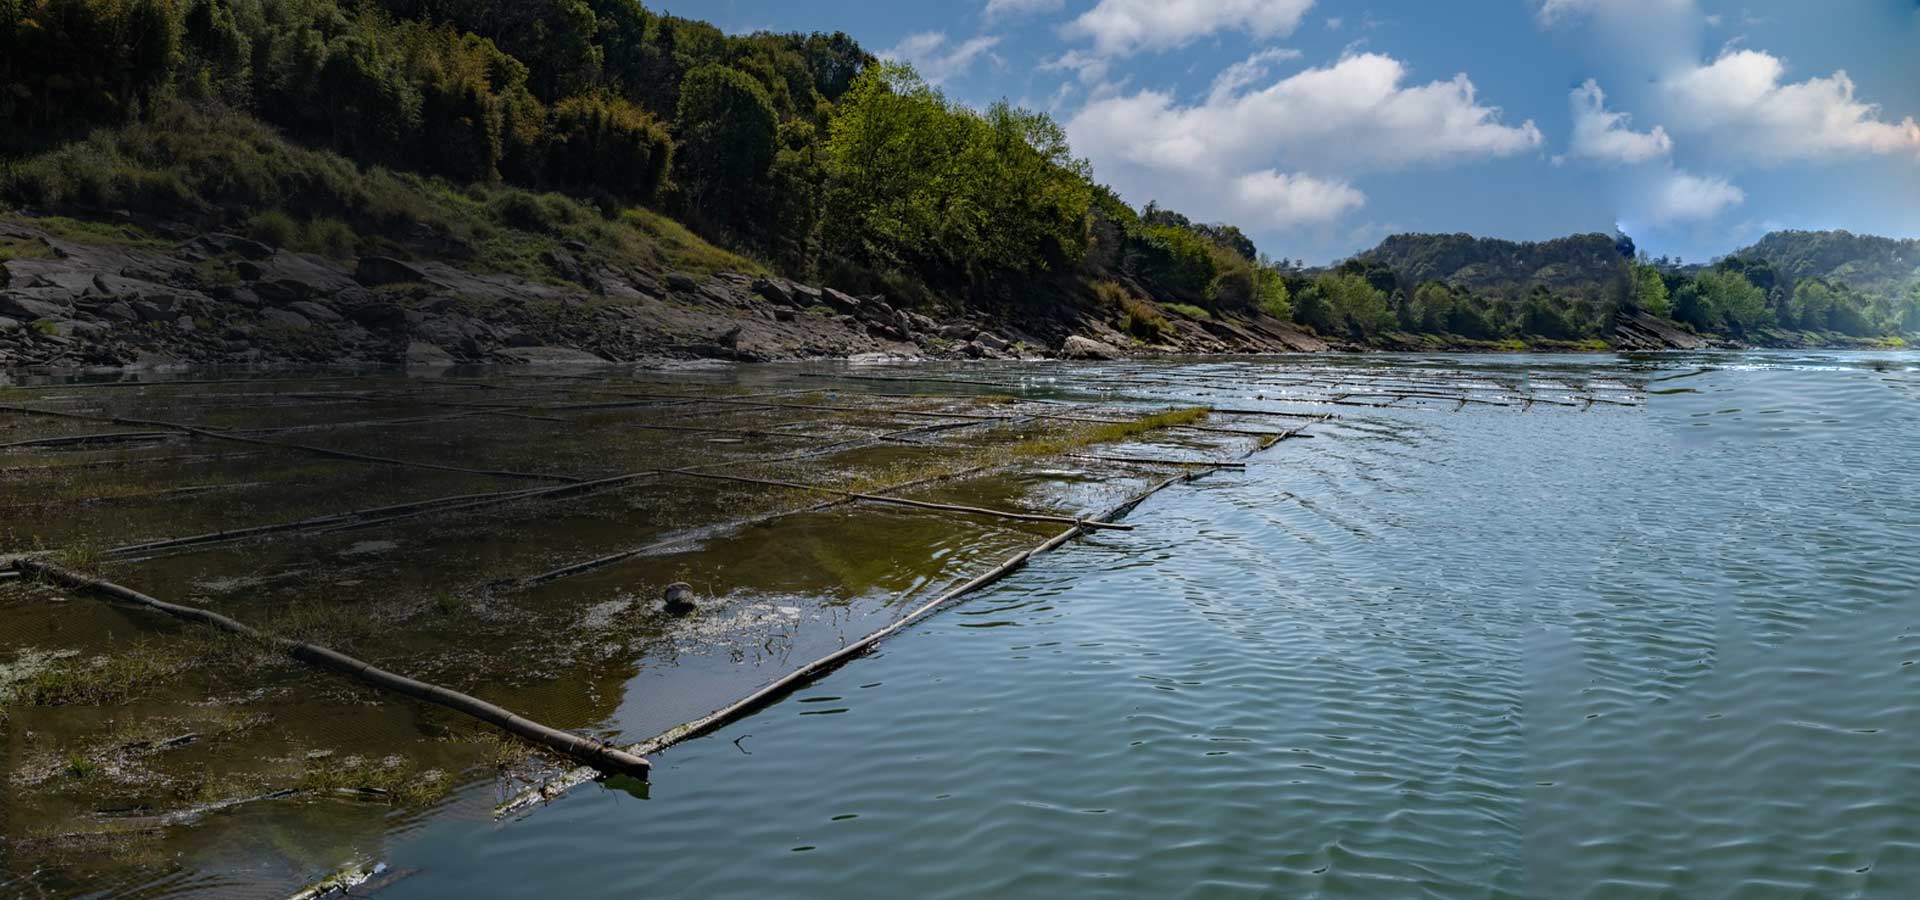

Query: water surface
(361, 351), (1920, 898)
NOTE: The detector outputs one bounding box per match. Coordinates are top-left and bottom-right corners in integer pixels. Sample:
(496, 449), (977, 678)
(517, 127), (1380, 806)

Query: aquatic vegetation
(62, 752), (97, 780)
(296, 756), (454, 809)
(15, 641), (186, 707)
(1007, 407), (1211, 459)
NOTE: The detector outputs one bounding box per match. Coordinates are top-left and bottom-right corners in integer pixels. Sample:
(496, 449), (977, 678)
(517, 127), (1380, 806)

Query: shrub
(246, 210), (300, 248)
(1119, 296), (1172, 342)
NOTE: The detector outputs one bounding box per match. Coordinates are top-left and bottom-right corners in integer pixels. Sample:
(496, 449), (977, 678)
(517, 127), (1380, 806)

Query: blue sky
(657, 0), (1920, 264)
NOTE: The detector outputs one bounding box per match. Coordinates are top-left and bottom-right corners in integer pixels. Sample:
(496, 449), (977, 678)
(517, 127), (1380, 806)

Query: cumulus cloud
(1064, 0), (1316, 57)
(1231, 171), (1367, 228)
(1066, 52), (1543, 175)
(1666, 50), (1920, 161)
(1564, 79), (1672, 164)
(1063, 52), (1538, 233)
(984, 0), (1061, 21)
(882, 32), (1001, 86)
(1648, 170), (1744, 221)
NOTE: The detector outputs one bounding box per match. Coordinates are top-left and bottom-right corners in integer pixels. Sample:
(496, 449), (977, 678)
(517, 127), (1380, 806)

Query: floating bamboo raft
(0, 361), (1645, 894)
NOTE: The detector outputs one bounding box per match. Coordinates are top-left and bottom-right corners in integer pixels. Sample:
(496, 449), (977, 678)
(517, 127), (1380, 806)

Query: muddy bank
(0, 215), (1329, 373)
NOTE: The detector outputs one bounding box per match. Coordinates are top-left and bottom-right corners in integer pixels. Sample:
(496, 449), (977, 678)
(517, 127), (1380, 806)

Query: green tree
(1254, 267), (1291, 320)
(1299, 273), (1393, 339)
(1630, 262), (1671, 317)
(675, 64), (777, 237)
(1680, 269), (1771, 334)
(546, 94), (673, 202)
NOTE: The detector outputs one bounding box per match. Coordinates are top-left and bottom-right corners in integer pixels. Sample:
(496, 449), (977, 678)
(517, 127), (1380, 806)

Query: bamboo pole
(0, 404), (578, 484)
(500, 465), (1221, 815)
(104, 472), (664, 558)
(511, 465), (999, 588)
(11, 559), (649, 778)
(0, 431), (177, 451)
(658, 469), (1133, 531)
(1068, 454), (1247, 469)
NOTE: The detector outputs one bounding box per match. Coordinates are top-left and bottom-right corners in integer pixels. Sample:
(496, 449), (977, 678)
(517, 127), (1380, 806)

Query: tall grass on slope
(0, 102), (761, 279)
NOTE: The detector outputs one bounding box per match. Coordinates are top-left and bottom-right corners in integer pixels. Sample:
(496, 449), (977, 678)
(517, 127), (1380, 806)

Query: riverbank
(0, 210), (1341, 375)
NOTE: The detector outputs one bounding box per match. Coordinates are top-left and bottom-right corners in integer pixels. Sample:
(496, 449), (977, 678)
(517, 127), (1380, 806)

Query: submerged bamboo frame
(11, 558), (652, 778)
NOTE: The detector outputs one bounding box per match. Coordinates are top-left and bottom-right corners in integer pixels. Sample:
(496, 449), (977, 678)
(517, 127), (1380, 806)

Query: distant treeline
(3, 0), (1915, 346)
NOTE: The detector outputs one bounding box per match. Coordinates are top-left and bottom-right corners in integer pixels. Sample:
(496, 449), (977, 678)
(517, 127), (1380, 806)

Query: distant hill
(1734, 231), (1920, 298)
(1356, 232), (1629, 297)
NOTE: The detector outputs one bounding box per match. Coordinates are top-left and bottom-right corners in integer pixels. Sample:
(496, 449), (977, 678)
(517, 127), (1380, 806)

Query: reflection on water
(358, 351), (1920, 898)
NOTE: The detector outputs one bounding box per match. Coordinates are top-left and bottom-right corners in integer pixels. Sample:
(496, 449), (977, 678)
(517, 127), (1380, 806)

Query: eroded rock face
(1614, 310), (1711, 351)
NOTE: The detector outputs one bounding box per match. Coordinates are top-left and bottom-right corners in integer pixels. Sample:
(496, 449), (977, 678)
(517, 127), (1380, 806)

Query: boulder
(976, 332), (1010, 352)
(132, 300), (174, 323)
(101, 301), (139, 322)
(939, 323), (976, 340)
(823, 289), (863, 314)
(0, 295), (67, 321)
(665, 272), (699, 292)
(404, 341), (456, 368)
(288, 300), (343, 323)
(752, 277), (794, 305)
(261, 309), (312, 330)
(192, 233), (275, 260)
(1062, 335), (1122, 360)
(355, 256), (429, 286)
(0, 317), (19, 332)
(539, 248), (586, 285)
(242, 252), (358, 297)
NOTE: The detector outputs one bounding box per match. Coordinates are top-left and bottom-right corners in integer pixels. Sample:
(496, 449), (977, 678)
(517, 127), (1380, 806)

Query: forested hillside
(2, 0), (1914, 353)
(1738, 231), (1920, 298)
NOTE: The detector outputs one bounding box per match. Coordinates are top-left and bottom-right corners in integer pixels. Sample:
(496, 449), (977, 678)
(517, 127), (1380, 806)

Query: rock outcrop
(1613, 310), (1712, 351)
(0, 214), (1348, 371)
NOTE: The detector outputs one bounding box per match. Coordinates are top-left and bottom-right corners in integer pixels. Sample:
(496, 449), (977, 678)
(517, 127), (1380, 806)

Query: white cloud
(1666, 50), (1920, 161)
(984, 0), (1061, 21)
(1066, 52), (1543, 176)
(882, 32), (1001, 86)
(1564, 79), (1672, 164)
(1041, 49), (1113, 88)
(1064, 52), (1538, 233)
(1649, 170), (1744, 221)
(1232, 170), (1366, 228)
(1064, 0), (1316, 56)
(1209, 47), (1303, 102)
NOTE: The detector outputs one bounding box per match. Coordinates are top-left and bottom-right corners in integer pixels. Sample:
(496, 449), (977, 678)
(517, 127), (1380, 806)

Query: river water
(333, 351), (1920, 899)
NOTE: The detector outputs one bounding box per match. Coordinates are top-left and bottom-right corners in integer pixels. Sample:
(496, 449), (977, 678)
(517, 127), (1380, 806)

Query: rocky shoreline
(0, 217), (1337, 374)
(6, 215), (1814, 376)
